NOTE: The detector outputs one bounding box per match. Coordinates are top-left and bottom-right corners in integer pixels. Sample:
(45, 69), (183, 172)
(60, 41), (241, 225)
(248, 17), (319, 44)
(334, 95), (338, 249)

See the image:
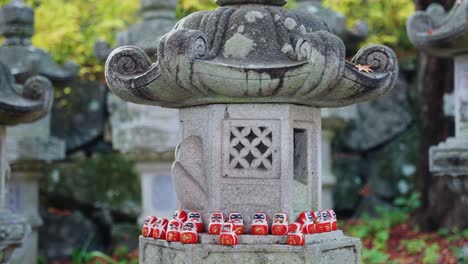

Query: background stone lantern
(0, 0), (78, 262)
(106, 0), (398, 262)
(407, 1), (468, 224)
(0, 61), (53, 264)
(95, 0), (180, 222)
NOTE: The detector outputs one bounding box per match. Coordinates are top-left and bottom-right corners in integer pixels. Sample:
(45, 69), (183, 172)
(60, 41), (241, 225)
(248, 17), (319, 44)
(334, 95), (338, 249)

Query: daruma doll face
(188, 211), (202, 223)
(253, 213), (267, 224)
(210, 212), (224, 223)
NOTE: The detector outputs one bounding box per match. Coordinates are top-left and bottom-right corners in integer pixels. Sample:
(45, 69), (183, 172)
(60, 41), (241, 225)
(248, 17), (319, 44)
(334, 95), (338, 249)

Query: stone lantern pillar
(295, 0), (366, 209)
(407, 2), (468, 208)
(95, 0), (179, 222)
(106, 0), (398, 262)
(0, 61), (53, 263)
(0, 1), (77, 262)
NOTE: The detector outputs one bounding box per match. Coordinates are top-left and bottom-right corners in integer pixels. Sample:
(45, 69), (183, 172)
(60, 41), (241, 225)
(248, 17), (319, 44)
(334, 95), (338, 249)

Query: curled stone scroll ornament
(0, 62), (54, 125)
(106, 46), (161, 91)
(352, 44), (398, 75)
(23, 76), (53, 103)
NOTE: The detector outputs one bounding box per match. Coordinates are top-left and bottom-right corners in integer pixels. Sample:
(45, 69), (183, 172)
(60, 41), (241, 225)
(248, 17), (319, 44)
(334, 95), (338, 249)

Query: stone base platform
(140, 231), (361, 264)
(430, 137), (468, 175)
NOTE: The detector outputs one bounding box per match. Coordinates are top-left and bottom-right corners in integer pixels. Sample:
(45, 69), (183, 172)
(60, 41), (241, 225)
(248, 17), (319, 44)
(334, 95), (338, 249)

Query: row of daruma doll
(142, 210), (337, 246)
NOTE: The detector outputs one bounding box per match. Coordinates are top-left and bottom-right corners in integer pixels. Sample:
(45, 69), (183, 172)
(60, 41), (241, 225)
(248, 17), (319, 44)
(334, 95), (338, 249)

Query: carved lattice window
(228, 126), (273, 170)
(223, 120), (280, 179)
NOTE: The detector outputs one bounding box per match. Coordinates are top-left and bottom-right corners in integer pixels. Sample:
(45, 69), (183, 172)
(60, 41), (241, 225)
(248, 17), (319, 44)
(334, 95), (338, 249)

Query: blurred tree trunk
(413, 0), (461, 231)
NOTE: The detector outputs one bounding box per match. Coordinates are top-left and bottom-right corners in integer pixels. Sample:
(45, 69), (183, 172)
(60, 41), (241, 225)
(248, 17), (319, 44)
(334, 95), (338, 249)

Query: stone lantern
(0, 61), (53, 263)
(295, 0), (368, 209)
(95, 0), (180, 222)
(407, 1), (468, 203)
(0, 0), (77, 262)
(106, 0), (398, 262)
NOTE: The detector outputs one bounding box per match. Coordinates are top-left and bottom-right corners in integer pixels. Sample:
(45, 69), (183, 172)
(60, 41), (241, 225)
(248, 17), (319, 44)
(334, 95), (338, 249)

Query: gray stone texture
(140, 231), (361, 264)
(174, 104), (322, 230)
(105, 2), (398, 108)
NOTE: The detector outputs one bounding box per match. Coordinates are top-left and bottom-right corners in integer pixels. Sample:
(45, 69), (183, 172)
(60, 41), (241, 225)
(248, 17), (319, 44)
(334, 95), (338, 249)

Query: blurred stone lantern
(95, 0), (180, 222)
(407, 2), (468, 203)
(295, 0), (368, 209)
(0, 61), (53, 263)
(106, 0), (398, 262)
(0, 0), (78, 262)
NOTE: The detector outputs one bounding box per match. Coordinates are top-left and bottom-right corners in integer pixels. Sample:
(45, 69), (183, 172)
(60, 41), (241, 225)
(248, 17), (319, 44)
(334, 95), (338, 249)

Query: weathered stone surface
(407, 1), (468, 58)
(430, 138), (468, 176)
(174, 104), (322, 231)
(140, 231), (361, 264)
(105, 2), (398, 108)
(198, 230), (345, 245)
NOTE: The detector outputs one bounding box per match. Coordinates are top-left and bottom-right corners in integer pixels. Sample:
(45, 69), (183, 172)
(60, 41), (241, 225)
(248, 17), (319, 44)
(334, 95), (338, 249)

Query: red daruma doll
(142, 216), (157, 237)
(287, 223), (305, 246)
(188, 211), (204, 233)
(219, 222), (239, 246)
(166, 219), (182, 242)
(271, 212), (289, 235)
(251, 212), (269, 235)
(152, 218), (169, 240)
(298, 211), (315, 234)
(311, 211), (323, 233)
(228, 212), (244, 235)
(208, 211), (225, 235)
(180, 221), (198, 244)
(320, 211), (332, 233)
(328, 210), (338, 231)
(173, 209), (188, 223)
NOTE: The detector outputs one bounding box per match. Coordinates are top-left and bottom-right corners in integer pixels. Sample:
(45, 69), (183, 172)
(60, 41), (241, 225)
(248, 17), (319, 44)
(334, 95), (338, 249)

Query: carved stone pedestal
(140, 231), (360, 264)
(175, 104), (322, 227)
